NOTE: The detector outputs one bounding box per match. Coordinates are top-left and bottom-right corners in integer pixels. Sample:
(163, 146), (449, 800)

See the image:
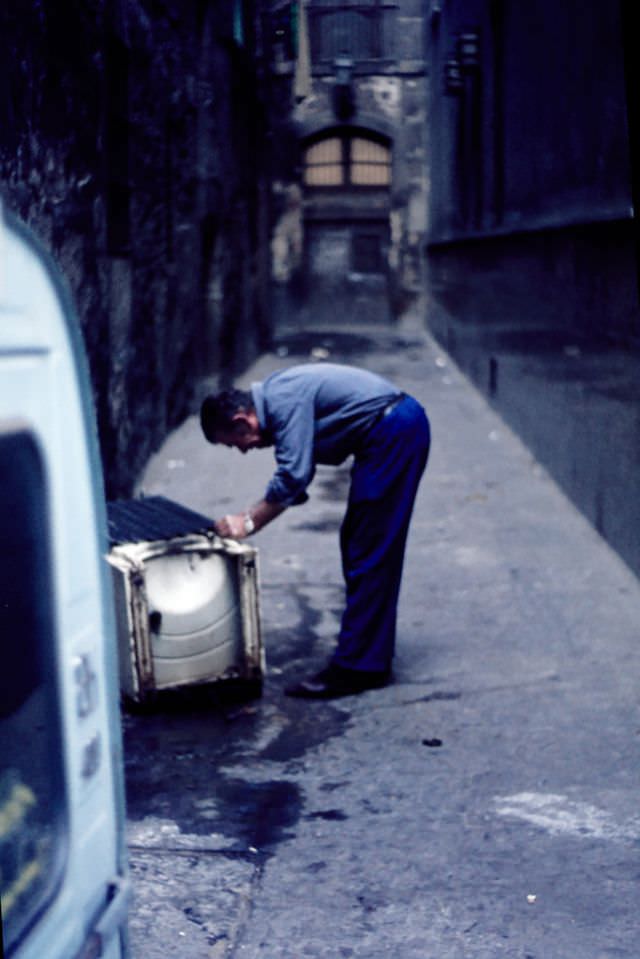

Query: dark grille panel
(107, 496), (215, 546)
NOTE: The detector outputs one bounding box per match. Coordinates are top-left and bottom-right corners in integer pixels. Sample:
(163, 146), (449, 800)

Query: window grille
(350, 137), (390, 185)
(317, 10), (379, 59)
(308, 1), (396, 63)
(303, 132), (391, 188)
(304, 137), (344, 185)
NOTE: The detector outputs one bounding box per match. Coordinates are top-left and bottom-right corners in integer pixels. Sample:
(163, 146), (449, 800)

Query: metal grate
(311, 8), (384, 62)
(107, 496), (215, 547)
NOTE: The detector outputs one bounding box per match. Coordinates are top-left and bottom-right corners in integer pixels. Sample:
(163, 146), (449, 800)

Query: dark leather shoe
(284, 663), (391, 699)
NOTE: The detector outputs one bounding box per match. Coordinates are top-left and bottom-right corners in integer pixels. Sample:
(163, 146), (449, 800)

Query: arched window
(303, 130), (391, 188)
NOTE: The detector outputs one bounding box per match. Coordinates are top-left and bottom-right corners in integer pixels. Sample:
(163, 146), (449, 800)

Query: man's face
(215, 412), (265, 453)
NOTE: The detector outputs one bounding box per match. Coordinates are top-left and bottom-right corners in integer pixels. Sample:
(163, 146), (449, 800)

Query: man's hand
(214, 499), (286, 539)
(214, 513), (249, 539)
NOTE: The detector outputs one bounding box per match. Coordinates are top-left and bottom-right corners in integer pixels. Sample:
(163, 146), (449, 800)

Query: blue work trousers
(333, 395), (430, 674)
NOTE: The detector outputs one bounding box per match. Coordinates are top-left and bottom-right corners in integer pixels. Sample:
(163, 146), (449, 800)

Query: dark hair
(200, 388), (254, 442)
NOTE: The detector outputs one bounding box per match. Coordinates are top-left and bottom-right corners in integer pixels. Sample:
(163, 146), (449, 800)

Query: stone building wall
(263, 0), (429, 322)
(0, 0), (272, 497)
(423, 0), (640, 578)
(425, 0), (636, 345)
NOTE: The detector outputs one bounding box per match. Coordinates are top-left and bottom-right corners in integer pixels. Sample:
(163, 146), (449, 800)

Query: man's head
(200, 388), (266, 453)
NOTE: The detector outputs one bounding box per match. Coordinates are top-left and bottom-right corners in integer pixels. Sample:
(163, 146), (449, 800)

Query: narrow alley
(124, 305), (640, 958)
(1, 3), (638, 958)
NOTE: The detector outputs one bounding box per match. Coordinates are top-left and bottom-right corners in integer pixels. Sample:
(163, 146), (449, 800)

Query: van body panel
(0, 206), (129, 958)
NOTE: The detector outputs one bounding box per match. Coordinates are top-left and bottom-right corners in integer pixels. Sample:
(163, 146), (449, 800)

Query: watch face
(244, 514), (255, 534)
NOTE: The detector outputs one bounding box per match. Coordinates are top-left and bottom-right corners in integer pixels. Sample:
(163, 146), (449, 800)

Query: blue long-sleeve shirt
(251, 363), (401, 506)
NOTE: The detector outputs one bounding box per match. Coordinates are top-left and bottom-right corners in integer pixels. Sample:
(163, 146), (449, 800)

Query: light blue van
(0, 205), (130, 958)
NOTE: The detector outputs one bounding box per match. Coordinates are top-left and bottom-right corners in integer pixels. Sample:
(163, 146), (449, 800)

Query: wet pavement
(123, 300), (640, 958)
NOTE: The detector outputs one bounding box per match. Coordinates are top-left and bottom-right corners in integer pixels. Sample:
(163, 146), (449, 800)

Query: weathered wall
(425, 0), (636, 346)
(263, 0), (429, 322)
(424, 0), (640, 577)
(0, 0), (272, 497)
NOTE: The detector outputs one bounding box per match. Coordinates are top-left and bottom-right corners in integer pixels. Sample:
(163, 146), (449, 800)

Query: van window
(0, 427), (67, 954)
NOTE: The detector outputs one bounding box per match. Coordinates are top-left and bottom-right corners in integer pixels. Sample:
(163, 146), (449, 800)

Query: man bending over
(200, 362), (430, 700)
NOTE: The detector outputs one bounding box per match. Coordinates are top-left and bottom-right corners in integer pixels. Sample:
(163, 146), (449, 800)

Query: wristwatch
(243, 512), (255, 535)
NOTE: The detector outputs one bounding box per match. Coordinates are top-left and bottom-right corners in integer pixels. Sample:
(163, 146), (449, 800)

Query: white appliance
(107, 496), (263, 705)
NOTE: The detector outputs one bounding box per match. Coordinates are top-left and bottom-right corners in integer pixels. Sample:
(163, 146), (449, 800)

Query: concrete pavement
(122, 305), (640, 958)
